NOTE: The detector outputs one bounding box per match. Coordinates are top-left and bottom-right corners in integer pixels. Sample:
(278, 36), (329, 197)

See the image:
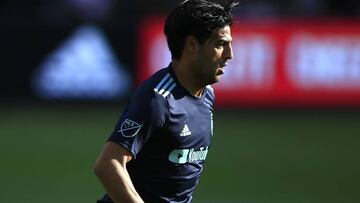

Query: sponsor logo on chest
(168, 146), (209, 164)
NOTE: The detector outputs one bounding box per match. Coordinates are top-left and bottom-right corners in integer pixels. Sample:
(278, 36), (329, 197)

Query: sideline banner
(137, 17), (360, 107)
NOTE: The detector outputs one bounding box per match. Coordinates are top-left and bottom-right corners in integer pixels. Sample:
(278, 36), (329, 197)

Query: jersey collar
(167, 63), (208, 103)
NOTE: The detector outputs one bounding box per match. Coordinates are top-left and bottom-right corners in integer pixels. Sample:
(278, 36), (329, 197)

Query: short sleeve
(108, 87), (168, 158)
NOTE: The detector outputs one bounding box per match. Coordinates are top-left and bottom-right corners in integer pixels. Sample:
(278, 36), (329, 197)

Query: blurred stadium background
(1, 0), (360, 202)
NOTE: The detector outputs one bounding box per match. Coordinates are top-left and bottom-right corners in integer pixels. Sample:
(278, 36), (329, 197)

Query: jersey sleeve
(108, 86), (168, 158)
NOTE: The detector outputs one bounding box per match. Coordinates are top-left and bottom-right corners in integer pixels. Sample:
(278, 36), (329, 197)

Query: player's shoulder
(206, 85), (215, 98)
(133, 67), (175, 102)
(205, 85), (215, 103)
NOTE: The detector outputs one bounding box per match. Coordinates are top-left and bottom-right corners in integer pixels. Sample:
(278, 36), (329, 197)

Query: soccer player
(94, 0), (238, 202)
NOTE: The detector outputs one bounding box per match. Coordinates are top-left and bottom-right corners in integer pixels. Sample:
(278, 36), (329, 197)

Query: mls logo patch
(118, 119), (142, 137)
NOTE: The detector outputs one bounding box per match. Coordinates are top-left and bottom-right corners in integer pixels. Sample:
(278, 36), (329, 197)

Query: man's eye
(216, 41), (224, 47)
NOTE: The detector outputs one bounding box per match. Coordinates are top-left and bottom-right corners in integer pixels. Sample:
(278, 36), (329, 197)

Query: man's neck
(171, 60), (205, 98)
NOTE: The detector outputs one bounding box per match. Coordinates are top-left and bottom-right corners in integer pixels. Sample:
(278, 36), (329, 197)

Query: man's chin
(203, 75), (222, 86)
(212, 75), (222, 84)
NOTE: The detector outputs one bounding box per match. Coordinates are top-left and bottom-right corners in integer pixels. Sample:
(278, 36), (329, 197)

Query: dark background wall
(1, 0), (359, 100)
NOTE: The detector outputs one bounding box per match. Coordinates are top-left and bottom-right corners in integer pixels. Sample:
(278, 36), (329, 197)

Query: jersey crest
(118, 119), (143, 137)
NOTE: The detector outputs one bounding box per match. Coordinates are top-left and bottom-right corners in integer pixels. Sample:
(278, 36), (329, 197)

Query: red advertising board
(137, 17), (360, 107)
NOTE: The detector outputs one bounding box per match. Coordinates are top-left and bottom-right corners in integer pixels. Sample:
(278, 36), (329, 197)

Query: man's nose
(224, 44), (233, 60)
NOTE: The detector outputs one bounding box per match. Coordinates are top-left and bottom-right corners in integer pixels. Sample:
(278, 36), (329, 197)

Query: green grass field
(1, 104), (360, 203)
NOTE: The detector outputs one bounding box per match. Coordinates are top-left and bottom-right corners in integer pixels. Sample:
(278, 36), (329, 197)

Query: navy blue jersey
(98, 64), (215, 203)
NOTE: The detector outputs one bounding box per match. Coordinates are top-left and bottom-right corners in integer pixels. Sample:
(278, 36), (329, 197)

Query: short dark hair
(164, 0), (239, 60)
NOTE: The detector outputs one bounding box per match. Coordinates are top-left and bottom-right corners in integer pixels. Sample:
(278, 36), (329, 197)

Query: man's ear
(184, 35), (199, 56)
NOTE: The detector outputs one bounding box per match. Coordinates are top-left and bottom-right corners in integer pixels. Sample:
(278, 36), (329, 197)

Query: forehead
(208, 25), (232, 42)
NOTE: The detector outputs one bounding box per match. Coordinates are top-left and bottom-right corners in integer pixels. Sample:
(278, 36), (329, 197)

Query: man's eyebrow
(208, 34), (232, 44)
(217, 37), (232, 42)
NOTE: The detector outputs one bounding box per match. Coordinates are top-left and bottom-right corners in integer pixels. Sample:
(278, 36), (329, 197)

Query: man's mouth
(218, 62), (228, 74)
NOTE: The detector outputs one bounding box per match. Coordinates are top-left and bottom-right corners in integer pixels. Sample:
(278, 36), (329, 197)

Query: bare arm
(94, 141), (144, 203)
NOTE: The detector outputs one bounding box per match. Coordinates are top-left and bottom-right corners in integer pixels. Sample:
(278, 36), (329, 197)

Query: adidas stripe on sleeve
(154, 73), (177, 98)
